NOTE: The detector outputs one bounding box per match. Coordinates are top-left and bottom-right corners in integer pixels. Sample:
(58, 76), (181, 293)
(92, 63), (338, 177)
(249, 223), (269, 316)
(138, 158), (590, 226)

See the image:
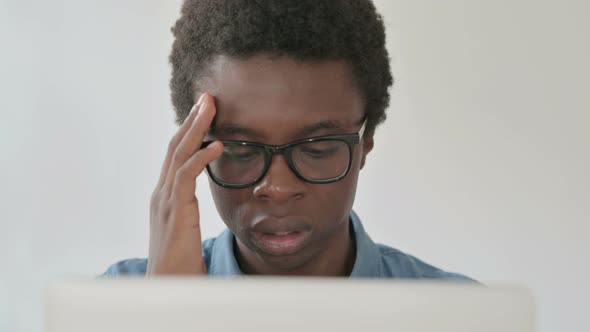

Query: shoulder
(100, 237), (217, 277)
(377, 244), (477, 282)
(101, 257), (147, 277)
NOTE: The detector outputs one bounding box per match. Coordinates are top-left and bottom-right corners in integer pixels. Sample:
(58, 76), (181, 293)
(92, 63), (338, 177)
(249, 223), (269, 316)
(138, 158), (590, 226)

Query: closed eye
(222, 148), (263, 162)
(300, 146), (339, 159)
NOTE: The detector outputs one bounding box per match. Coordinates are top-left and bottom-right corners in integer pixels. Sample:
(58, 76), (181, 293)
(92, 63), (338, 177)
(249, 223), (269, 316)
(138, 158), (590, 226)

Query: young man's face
(204, 55), (373, 275)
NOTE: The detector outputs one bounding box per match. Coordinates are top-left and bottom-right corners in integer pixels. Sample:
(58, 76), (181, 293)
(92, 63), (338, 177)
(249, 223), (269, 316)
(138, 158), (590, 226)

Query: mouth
(251, 230), (312, 256)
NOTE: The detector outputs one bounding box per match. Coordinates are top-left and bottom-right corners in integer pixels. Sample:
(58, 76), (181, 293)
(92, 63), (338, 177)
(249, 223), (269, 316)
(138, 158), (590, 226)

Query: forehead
(203, 54), (365, 143)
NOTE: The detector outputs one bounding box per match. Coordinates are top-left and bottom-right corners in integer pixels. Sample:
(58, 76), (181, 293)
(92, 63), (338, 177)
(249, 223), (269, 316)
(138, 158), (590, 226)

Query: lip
(249, 215), (313, 256)
(251, 230), (312, 256)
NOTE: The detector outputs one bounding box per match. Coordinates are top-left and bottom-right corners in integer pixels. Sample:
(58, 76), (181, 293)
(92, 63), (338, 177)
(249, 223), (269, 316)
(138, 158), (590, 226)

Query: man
(104, 0), (473, 280)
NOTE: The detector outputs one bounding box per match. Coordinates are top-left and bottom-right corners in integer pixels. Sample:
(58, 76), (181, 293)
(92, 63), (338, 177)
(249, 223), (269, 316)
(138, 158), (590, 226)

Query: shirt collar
(208, 210), (382, 277)
(209, 228), (242, 277)
(348, 210), (383, 277)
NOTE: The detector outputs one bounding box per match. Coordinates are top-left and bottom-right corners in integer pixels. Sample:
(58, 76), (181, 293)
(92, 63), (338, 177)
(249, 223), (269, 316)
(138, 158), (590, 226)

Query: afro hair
(169, 0), (393, 137)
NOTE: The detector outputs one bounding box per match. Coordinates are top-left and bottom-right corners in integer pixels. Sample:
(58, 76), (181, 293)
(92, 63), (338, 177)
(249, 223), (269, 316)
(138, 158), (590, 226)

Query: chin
(242, 234), (318, 274)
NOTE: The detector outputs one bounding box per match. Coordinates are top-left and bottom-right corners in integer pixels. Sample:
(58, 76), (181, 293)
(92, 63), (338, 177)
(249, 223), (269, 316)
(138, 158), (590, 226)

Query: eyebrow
(210, 120), (345, 140)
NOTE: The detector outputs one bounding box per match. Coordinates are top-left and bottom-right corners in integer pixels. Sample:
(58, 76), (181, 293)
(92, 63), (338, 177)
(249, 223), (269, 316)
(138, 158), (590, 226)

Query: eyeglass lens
(207, 140), (350, 186)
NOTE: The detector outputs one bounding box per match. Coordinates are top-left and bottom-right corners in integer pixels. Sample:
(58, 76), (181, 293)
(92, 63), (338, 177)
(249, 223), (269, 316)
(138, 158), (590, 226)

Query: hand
(146, 93), (224, 275)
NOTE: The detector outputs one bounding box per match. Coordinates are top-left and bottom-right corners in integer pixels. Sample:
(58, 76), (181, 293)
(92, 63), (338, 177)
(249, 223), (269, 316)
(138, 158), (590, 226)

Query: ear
(360, 135), (374, 169)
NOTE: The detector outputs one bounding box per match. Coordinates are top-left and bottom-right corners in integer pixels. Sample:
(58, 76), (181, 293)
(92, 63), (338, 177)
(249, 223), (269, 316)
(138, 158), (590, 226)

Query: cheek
(208, 180), (250, 230)
(310, 150), (362, 222)
(336, 157), (361, 207)
(335, 147), (363, 209)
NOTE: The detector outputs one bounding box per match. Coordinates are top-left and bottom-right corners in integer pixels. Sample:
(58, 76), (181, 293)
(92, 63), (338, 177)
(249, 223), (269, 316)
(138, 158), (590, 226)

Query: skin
(147, 54), (374, 276)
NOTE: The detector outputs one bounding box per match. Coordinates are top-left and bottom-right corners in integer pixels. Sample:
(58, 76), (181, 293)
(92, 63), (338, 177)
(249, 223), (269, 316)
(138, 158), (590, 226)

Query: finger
(171, 141), (224, 205)
(156, 94), (205, 189)
(165, 93), (217, 189)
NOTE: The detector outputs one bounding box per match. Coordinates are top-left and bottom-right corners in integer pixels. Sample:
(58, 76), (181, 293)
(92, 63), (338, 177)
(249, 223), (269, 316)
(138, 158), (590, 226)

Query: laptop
(45, 278), (534, 332)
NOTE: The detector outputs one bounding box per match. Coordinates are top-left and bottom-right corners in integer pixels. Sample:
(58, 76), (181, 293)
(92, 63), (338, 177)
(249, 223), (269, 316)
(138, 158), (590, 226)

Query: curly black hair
(169, 0), (393, 137)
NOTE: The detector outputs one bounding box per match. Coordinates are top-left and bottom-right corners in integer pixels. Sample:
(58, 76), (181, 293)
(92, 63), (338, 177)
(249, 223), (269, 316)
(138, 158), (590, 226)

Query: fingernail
(196, 93), (206, 107)
(189, 94), (205, 117)
(189, 103), (198, 115)
(198, 97), (207, 114)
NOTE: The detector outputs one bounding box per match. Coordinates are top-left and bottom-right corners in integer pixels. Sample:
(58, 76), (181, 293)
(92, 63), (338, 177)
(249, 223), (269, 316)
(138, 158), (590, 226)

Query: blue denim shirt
(103, 211), (474, 280)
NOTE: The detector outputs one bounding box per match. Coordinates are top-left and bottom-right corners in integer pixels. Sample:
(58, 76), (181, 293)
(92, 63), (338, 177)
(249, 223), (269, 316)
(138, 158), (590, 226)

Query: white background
(1, 1), (588, 331)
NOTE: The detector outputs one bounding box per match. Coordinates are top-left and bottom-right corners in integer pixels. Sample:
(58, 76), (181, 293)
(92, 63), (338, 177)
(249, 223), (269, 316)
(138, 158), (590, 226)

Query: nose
(252, 154), (306, 203)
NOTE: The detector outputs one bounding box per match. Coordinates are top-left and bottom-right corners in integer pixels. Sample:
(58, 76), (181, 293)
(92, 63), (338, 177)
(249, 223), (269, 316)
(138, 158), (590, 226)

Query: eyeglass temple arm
(358, 116), (368, 138)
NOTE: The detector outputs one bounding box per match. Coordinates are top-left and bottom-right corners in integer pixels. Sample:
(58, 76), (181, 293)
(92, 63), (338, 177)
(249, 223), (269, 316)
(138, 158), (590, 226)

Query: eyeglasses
(202, 118), (367, 189)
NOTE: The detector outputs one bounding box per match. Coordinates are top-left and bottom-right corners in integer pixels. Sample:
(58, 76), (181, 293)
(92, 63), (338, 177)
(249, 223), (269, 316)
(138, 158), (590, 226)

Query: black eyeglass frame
(202, 120), (367, 189)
